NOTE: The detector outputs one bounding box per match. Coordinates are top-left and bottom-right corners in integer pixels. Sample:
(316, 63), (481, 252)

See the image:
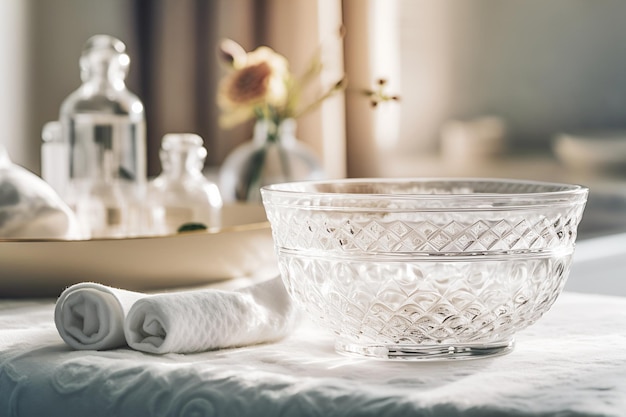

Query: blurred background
(2, 0), (626, 237)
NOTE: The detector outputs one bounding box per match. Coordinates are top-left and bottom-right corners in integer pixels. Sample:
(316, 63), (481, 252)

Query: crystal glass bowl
(261, 178), (588, 360)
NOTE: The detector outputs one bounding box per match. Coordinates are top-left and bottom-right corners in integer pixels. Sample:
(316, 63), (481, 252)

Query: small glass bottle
(41, 120), (67, 197)
(59, 34), (146, 238)
(147, 134), (223, 235)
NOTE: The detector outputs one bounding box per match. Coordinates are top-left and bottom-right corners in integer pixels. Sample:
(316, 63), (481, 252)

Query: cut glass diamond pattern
(281, 253), (573, 346)
(271, 204), (584, 255)
(263, 179), (588, 358)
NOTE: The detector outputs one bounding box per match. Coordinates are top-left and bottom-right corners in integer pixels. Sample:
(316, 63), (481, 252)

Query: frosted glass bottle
(41, 121), (67, 197)
(147, 134), (223, 235)
(59, 34), (146, 238)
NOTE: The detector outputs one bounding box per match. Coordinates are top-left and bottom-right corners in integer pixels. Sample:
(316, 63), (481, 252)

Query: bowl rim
(261, 177), (588, 210)
(262, 177), (587, 197)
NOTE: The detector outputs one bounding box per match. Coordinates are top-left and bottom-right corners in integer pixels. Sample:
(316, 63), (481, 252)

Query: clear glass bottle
(59, 34), (146, 238)
(147, 134), (223, 235)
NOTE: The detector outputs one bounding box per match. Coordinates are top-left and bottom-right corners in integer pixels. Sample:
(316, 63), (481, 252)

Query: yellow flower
(217, 39), (247, 69)
(216, 37), (346, 129)
(218, 46), (290, 127)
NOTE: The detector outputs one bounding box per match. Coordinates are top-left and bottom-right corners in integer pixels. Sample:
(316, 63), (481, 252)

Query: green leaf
(177, 222), (208, 233)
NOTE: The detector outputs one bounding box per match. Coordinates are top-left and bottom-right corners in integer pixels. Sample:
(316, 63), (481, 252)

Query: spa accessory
(0, 145), (79, 239)
(262, 178), (588, 360)
(54, 277), (296, 353)
(147, 133), (223, 235)
(59, 34), (146, 238)
(54, 282), (144, 350)
(125, 277), (295, 354)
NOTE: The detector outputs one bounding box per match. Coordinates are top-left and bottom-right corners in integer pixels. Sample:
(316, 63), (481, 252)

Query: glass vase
(219, 118), (324, 203)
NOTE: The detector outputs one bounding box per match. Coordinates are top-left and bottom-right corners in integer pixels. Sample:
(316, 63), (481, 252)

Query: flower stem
(237, 145), (267, 201)
(277, 140), (292, 182)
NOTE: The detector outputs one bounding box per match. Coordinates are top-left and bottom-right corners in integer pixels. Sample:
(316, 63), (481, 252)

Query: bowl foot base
(335, 339), (514, 361)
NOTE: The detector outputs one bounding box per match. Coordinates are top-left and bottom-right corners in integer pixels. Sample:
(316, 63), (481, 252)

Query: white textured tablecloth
(1, 291), (625, 417)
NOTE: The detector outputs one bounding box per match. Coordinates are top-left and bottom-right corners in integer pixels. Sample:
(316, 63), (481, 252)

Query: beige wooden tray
(0, 204), (277, 297)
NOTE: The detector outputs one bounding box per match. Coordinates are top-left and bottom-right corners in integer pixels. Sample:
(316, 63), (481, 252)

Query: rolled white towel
(54, 282), (145, 350)
(124, 276), (296, 354)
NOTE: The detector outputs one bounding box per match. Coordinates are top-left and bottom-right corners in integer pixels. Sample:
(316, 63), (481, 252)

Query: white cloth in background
(124, 277), (295, 353)
(0, 145), (80, 240)
(54, 283), (144, 350)
(54, 277), (296, 354)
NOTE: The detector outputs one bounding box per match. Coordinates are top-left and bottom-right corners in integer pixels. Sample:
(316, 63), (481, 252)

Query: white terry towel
(124, 276), (296, 354)
(54, 282), (144, 350)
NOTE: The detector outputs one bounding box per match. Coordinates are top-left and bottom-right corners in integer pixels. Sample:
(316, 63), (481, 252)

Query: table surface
(1, 293), (625, 417)
(2, 234), (626, 417)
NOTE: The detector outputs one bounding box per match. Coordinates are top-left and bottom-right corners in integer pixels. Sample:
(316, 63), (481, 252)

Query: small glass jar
(147, 134), (223, 235)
